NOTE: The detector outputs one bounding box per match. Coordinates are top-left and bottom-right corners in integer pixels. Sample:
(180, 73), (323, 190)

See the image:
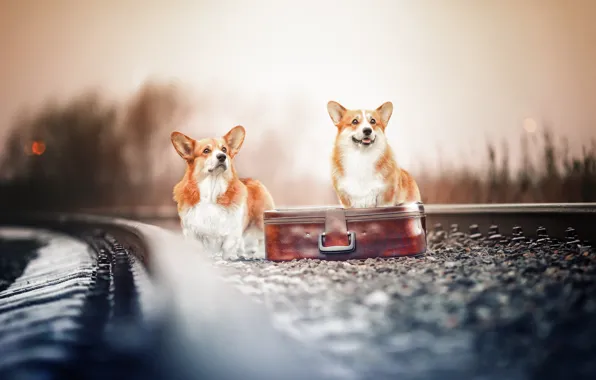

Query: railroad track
(0, 213), (325, 380)
(424, 203), (596, 243)
(1, 204), (596, 380)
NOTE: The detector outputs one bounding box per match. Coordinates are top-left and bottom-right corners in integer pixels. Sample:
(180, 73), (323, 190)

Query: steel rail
(0, 212), (329, 380)
(424, 203), (596, 242)
(97, 202), (596, 243)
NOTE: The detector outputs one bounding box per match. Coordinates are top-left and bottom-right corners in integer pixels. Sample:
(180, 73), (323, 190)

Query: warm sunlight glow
(1, 0), (595, 176)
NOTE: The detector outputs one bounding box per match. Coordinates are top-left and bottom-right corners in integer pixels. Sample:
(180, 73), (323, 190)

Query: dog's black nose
(362, 127), (372, 136)
(216, 153), (226, 162)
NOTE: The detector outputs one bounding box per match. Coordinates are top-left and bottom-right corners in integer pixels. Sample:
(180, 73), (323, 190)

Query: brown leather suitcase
(264, 203), (427, 261)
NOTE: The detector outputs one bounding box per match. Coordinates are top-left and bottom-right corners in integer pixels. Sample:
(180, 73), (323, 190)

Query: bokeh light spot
(31, 141), (46, 155)
(523, 118), (537, 133)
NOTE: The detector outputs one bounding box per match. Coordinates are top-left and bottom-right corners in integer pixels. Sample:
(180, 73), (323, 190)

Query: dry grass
(0, 83), (594, 213)
(416, 130), (596, 204)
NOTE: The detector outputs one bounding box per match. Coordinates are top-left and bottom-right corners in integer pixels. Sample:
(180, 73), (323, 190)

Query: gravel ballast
(212, 226), (596, 380)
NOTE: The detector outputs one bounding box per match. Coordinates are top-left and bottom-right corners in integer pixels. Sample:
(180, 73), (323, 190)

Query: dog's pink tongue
(362, 137), (371, 143)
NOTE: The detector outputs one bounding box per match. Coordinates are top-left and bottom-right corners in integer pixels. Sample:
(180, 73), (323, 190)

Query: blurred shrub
(0, 80), (194, 211)
(120, 79), (196, 205)
(416, 128), (596, 204)
(0, 92), (126, 210)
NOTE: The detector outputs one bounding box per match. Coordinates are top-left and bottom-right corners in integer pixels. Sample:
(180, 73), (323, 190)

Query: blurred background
(1, 0), (595, 216)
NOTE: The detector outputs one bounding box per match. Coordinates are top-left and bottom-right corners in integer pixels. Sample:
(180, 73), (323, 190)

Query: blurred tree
(122, 79), (196, 204)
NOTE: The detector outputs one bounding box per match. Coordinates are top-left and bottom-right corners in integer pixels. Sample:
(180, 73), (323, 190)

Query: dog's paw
(251, 250), (266, 260)
(221, 236), (244, 261)
(222, 253), (240, 261)
(239, 247), (265, 260)
(243, 237), (265, 259)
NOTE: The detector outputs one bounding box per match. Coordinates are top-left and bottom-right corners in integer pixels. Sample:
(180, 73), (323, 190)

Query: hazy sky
(1, 0), (596, 179)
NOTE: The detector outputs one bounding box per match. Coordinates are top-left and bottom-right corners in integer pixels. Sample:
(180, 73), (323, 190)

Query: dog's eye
(370, 118), (376, 125)
(203, 148), (211, 154)
(221, 147), (227, 153)
(351, 119), (359, 125)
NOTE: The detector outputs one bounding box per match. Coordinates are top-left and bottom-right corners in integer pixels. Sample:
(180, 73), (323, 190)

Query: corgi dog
(170, 125), (275, 259)
(326, 100), (421, 208)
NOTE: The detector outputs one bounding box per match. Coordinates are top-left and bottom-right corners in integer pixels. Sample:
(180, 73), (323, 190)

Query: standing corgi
(170, 125), (275, 259)
(327, 100), (421, 208)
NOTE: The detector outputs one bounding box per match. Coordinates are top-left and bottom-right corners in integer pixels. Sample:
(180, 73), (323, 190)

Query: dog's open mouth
(352, 136), (375, 146)
(208, 163), (227, 173)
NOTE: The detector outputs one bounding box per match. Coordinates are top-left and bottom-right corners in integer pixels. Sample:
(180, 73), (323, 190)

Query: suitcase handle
(318, 231), (356, 254)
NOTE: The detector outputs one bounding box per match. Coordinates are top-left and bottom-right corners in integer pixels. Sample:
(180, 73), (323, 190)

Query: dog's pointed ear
(223, 125), (246, 157)
(327, 101), (347, 126)
(171, 131), (196, 160)
(376, 101), (393, 125)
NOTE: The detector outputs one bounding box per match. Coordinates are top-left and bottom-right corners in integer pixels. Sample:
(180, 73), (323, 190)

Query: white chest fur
(179, 175), (246, 257)
(337, 147), (388, 208)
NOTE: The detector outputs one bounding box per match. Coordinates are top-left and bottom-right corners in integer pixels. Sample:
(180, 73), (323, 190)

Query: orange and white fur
(171, 126), (274, 259)
(327, 100), (421, 208)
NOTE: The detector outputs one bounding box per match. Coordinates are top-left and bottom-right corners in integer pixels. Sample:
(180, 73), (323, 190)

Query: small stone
(476, 306), (491, 321)
(497, 293), (510, 305)
(545, 267), (558, 276)
(363, 290), (390, 307)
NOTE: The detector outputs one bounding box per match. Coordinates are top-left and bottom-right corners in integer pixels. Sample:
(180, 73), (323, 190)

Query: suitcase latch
(319, 208), (355, 254)
(318, 231), (356, 253)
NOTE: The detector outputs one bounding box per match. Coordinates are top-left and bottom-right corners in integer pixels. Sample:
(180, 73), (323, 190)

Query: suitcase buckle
(318, 231), (356, 254)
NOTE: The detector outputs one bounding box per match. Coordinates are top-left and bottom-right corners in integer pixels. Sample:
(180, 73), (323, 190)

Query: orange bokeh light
(31, 141), (46, 155)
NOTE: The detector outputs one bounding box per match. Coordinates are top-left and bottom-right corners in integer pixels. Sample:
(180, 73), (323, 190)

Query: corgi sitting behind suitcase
(170, 126), (275, 259)
(326, 100), (421, 208)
